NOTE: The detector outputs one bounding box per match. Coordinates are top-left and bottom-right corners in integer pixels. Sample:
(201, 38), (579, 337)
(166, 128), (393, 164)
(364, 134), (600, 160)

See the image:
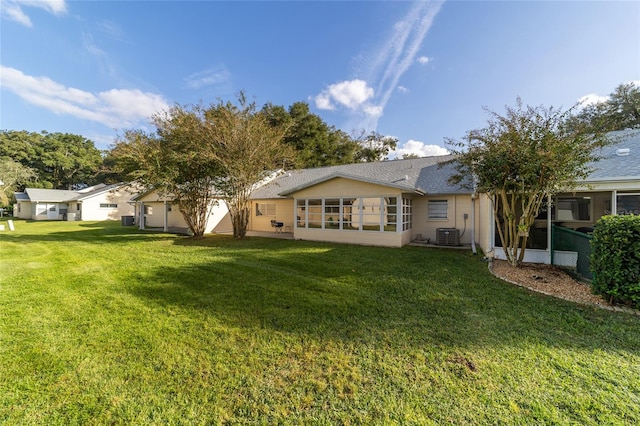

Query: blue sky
(1, 1), (639, 158)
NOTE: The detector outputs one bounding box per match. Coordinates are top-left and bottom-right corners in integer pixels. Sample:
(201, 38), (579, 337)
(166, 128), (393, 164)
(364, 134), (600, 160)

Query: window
(100, 203), (117, 209)
(256, 203), (276, 216)
(144, 205), (152, 215)
(402, 198), (412, 231)
(295, 196), (401, 232)
(428, 200), (448, 219)
(325, 199), (340, 229)
(296, 199), (306, 228)
(617, 194), (640, 216)
(556, 198), (590, 221)
(307, 199), (322, 228)
(342, 198), (357, 230)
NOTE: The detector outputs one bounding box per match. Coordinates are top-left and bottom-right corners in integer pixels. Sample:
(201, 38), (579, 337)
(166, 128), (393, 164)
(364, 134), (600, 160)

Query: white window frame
(428, 200), (448, 220)
(256, 203), (276, 217)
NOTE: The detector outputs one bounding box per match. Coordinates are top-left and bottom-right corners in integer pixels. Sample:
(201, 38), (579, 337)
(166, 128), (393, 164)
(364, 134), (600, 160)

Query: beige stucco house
(248, 155), (480, 248)
(126, 131), (638, 268)
(14, 183), (136, 221)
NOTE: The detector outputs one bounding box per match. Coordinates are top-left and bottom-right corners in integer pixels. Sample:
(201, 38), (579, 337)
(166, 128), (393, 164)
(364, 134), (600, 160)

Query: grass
(1, 219), (639, 424)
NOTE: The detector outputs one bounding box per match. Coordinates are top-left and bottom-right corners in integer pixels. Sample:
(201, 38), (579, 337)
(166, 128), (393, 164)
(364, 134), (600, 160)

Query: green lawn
(1, 220), (639, 424)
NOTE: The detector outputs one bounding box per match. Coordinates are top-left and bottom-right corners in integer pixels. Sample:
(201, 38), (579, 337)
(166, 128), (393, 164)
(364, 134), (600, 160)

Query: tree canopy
(0, 130), (103, 189)
(447, 98), (610, 266)
(571, 82), (640, 132)
(203, 93), (293, 238)
(111, 105), (223, 237)
(0, 158), (36, 207)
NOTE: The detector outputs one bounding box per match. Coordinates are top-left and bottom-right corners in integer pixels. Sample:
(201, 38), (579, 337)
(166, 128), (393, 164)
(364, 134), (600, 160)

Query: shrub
(590, 215), (640, 308)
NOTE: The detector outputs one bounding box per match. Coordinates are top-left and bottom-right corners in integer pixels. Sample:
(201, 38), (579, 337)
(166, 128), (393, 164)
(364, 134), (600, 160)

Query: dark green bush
(590, 215), (640, 308)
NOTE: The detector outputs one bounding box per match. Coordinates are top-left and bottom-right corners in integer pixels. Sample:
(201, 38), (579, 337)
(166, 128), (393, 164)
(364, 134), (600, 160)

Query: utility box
(436, 228), (460, 246)
(66, 212), (76, 221)
(121, 215), (135, 226)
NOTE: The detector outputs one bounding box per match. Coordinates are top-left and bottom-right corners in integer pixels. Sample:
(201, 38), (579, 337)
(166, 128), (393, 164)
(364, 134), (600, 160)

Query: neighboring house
(13, 183), (136, 221)
(130, 189), (232, 234)
(489, 129), (640, 265)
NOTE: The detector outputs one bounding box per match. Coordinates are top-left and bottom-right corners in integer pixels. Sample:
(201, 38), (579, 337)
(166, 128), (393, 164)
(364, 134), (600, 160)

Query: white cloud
(1, 0), (67, 27)
(577, 93), (608, 107)
(397, 85), (409, 93)
(417, 56), (430, 64)
(185, 66), (232, 90)
(332, 1), (443, 132)
(315, 79), (374, 111)
(2, 3), (32, 27)
(391, 139), (449, 158)
(0, 65), (169, 128)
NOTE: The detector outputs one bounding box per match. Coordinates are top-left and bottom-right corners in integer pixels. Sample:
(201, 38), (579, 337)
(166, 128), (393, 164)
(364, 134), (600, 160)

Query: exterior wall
(294, 227), (404, 247)
(249, 199), (296, 232)
(294, 177), (399, 198)
(135, 189), (229, 234)
(412, 194), (475, 245)
(79, 187), (135, 221)
(32, 202), (68, 220)
(14, 201), (32, 219)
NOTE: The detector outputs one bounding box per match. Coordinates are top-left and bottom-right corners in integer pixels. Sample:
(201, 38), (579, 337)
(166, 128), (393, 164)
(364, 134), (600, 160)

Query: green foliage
(0, 130), (103, 189)
(570, 82), (640, 132)
(111, 105), (223, 237)
(447, 98), (610, 266)
(354, 130), (398, 162)
(0, 157), (36, 205)
(203, 92), (293, 237)
(263, 101), (360, 168)
(590, 215), (640, 308)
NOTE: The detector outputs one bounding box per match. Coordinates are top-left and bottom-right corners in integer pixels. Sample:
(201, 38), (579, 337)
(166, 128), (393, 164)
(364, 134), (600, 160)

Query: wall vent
(436, 228), (460, 246)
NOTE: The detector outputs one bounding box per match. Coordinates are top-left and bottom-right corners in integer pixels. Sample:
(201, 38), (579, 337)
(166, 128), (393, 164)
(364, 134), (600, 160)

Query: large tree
(111, 105), (222, 237)
(203, 93), (292, 238)
(571, 82), (640, 132)
(447, 98), (609, 266)
(0, 157), (36, 206)
(0, 130), (102, 189)
(262, 101), (359, 168)
(354, 131), (398, 162)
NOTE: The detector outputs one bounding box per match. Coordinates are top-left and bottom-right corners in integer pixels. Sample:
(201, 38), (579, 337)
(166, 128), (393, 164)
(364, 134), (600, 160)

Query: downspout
(139, 202), (145, 230)
(547, 194), (552, 265)
(470, 193), (477, 255)
(163, 200), (168, 232)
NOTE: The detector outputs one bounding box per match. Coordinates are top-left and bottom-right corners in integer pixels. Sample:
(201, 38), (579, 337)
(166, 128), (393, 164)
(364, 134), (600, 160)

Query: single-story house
(13, 183), (136, 221)
(129, 130), (638, 268)
(130, 189), (232, 234)
(248, 155), (477, 248)
(246, 130), (639, 267)
(489, 129), (640, 264)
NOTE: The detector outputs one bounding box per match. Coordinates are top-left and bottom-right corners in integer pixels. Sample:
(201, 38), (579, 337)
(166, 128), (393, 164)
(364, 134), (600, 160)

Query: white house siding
(78, 187), (136, 221)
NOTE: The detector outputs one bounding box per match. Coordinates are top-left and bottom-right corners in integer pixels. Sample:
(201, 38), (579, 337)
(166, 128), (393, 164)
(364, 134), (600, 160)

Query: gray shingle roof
(251, 155), (472, 199)
(18, 183), (126, 203)
(586, 130), (640, 182)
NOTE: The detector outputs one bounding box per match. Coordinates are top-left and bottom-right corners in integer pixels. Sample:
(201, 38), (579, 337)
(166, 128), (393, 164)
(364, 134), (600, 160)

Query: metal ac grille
(436, 228), (460, 246)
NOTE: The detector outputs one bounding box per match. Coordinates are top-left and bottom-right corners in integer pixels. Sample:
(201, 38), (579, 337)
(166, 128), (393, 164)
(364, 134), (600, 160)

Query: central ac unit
(436, 228), (460, 246)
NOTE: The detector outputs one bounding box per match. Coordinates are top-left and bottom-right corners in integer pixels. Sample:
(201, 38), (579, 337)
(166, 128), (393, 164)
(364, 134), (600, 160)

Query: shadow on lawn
(0, 220), (178, 244)
(127, 242), (640, 354)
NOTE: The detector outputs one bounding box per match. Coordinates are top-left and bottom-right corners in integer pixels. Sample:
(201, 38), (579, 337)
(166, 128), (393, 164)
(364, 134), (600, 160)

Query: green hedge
(590, 215), (640, 308)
